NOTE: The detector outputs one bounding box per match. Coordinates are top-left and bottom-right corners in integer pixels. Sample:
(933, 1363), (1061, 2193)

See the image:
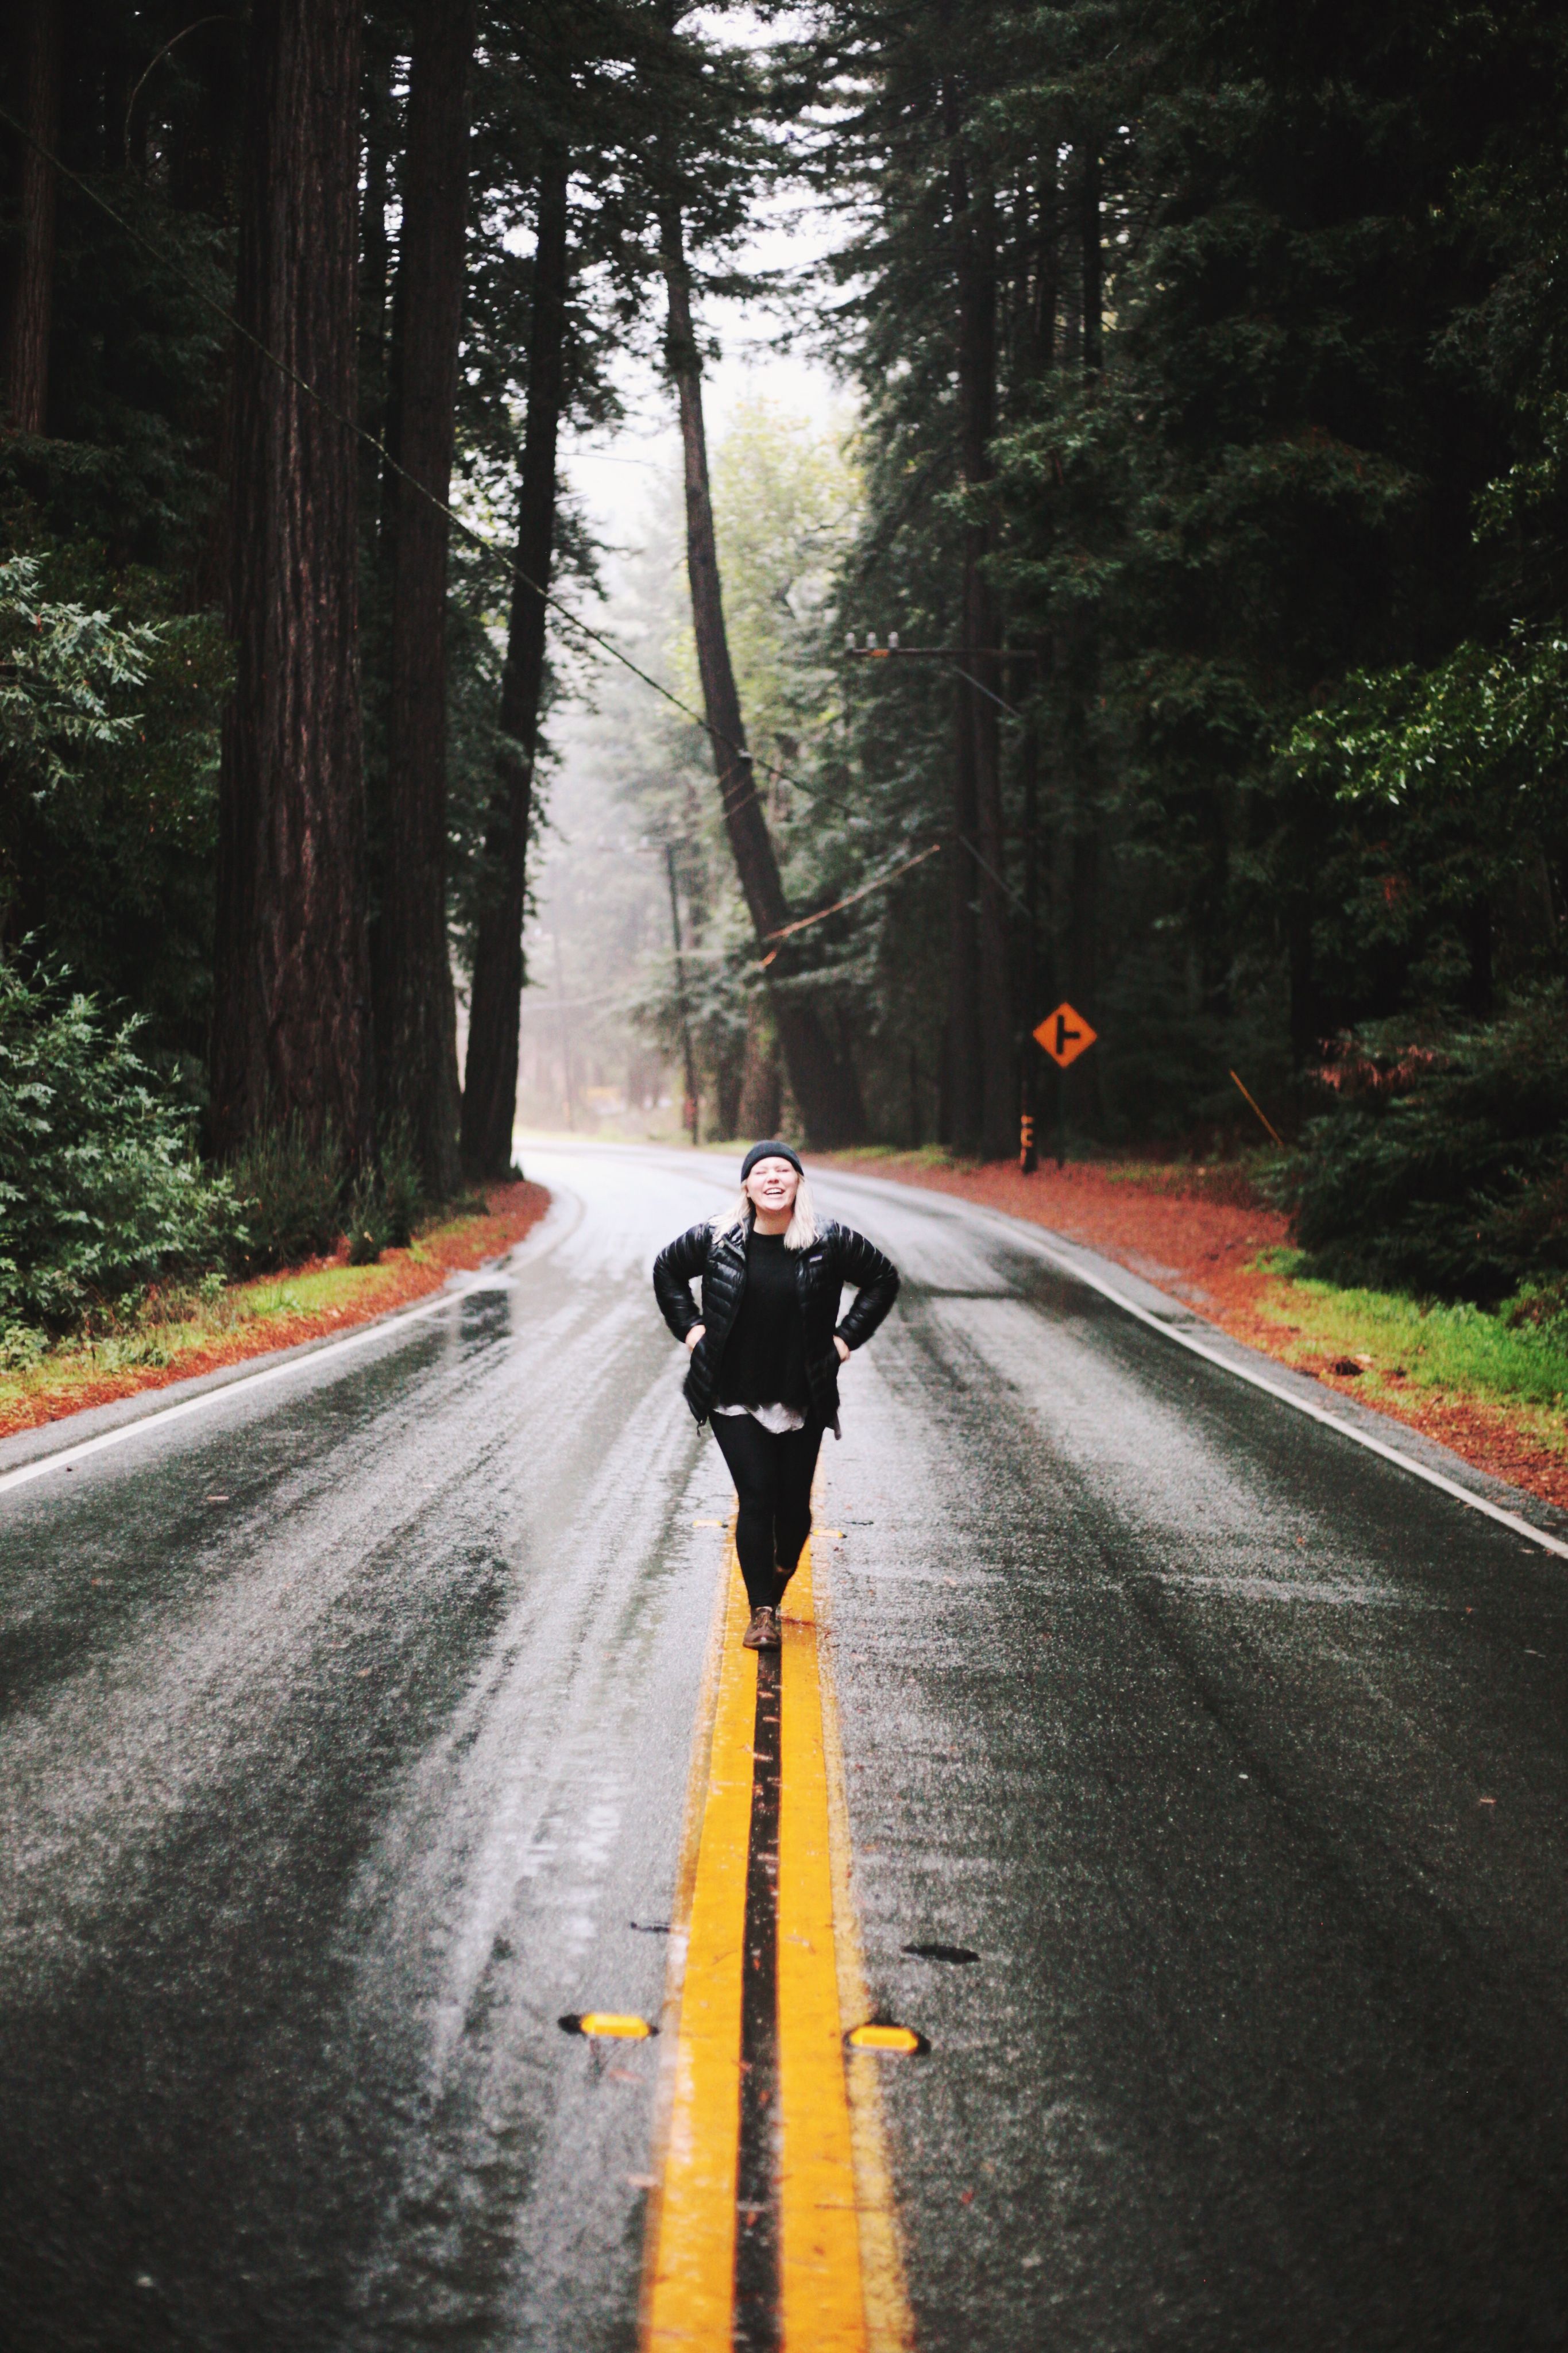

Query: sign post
(1032, 1001), (1098, 1168)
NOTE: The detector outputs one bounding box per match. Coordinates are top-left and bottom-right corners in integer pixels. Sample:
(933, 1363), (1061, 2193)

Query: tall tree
(945, 71), (1013, 1157)
(3, 0), (64, 433)
(210, 0), (371, 1158)
(461, 142), (569, 1179)
(358, 16), (397, 514)
(661, 205), (865, 1145)
(375, 0), (476, 1198)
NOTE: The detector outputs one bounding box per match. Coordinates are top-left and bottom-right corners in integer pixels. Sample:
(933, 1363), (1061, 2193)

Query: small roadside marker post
(1230, 1068), (1285, 1147)
(1033, 1001), (1098, 1167)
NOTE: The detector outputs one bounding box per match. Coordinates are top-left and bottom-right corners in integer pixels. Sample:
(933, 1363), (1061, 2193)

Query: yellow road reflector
(559, 2011), (656, 2040)
(845, 2024), (928, 2057)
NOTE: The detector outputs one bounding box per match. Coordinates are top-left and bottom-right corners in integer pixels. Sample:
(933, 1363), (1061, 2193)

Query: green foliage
(1275, 997), (1568, 1303)
(343, 1123), (425, 1266)
(773, 0), (1568, 1147)
(1251, 1262), (1568, 1419)
(1281, 630), (1568, 1006)
(14, 0), (1568, 1283)
(345, 1175), (386, 1268)
(224, 1118), (345, 1275)
(377, 1124), (424, 1249)
(226, 1112), (428, 1276)
(0, 553), (160, 789)
(0, 956), (240, 1330)
(0, 535), (229, 1074)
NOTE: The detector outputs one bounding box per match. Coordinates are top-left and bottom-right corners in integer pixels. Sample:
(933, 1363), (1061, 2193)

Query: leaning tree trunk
(461, 144), (569, 1179)
(374, 0), (475, 1199)
(737, 997), (782, 1136)
(210, 0), (371, 1162)
(660, 207), (864, 1148)
(3, 0), (63, 433)
(947, 89), (1014, 1161)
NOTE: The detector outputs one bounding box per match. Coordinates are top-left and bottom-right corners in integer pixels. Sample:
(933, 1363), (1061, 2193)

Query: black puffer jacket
(653, 1216), (900, 1426)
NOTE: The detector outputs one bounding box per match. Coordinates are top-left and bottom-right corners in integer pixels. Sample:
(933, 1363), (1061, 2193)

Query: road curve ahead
(1, 1142), (1566, 2352)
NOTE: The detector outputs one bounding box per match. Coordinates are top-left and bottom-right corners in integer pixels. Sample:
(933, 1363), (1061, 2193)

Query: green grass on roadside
(0, 1229), (457, 1422)
(828, 1148), (1568, 1460)
(1249, 1248), (1568, 1445)
(818, 1143), (979, 1171)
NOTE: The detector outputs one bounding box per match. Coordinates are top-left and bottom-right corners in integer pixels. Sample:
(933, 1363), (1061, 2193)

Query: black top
(654, 1214), (899, 1427)
(714, 1228), (810, 1409)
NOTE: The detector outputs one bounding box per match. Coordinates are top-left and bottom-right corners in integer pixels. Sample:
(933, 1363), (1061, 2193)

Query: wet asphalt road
(2, 1142), (1567, 2352)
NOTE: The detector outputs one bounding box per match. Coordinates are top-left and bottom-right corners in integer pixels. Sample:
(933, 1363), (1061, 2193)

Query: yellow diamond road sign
(1034, 1002), (1097, 1068)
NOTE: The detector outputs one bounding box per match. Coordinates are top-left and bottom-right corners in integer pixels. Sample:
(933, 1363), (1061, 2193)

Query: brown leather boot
(743, 1604), (781, 1651)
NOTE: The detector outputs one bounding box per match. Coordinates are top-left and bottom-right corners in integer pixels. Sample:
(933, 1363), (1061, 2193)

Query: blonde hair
(713, 1172), (820, 1251)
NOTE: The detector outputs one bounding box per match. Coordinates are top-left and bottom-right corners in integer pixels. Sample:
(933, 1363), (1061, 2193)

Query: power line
(846, 644), (1032, 721)
(0, 103), (860, 831)
(758, 840), (941, 961)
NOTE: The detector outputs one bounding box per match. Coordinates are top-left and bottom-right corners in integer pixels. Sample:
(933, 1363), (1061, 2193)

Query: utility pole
(665, 843), (700, 1145)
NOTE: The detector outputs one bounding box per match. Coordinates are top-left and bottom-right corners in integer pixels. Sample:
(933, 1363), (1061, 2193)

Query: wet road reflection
(0, 1144), (1564, 2351)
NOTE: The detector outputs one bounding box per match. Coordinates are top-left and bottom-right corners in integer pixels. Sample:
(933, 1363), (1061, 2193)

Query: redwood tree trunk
(4, 0), (64, 433)
(947, 90), (1013, 1160)
(661, 208), (864, 1148)
(374, 0), (475, 1198)
(461, 144), (569, 1178)
(358, 21), (397, 522)
(210, 0), (371, 1161)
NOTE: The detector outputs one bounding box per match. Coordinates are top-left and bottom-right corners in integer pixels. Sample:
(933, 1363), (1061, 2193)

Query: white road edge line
(0, 1193), (582, 1501)
(820, 1170), (1568, 1564)
(1046, 1246), (1568, 1559)
(0, 1288), (465, 1499)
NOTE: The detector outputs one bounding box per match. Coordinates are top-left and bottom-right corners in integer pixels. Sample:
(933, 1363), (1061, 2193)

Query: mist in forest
(514, 391), (859, 1144)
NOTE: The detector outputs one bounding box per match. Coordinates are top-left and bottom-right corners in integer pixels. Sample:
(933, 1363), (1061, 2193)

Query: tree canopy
(2, 0), (1567, 1276)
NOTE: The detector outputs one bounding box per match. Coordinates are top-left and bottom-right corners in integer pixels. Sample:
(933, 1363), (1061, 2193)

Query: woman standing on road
(653, 1143), (900, 1653)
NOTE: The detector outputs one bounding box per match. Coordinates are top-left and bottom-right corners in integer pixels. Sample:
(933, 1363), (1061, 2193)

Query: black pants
(709, 1410), (826, 1610)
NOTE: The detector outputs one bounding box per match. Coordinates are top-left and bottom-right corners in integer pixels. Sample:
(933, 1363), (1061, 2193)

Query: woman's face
(743, 1156), (800, 1218)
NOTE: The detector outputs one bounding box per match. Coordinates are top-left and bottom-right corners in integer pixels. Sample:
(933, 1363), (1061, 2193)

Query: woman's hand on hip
(833, 1334), (851, 1364)
(685, 1324), (706, 1353)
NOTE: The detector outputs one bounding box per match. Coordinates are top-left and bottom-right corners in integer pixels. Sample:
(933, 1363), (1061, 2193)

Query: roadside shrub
(345, 1170), (387, 1267)
(1504, 1276), (1568, 1333)
(226, 1117), (345, 1272)
(1274, 996), (1568, 1303)
(0, 956), (240, 1328)
(342, 1123), (426, 1266)
(376, 1120), (423, 1249)
(0, 1322), (48, 1371)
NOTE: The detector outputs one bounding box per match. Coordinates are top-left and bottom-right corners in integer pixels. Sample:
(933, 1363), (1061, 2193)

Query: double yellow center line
(640, 1529), (912, 2351)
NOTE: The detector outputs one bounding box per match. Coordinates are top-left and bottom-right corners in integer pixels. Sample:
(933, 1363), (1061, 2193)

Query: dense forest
(4, 0), (1568, 1335)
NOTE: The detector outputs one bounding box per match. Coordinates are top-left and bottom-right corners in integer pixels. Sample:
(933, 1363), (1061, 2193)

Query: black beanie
(740, 1139), (804, 1182)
